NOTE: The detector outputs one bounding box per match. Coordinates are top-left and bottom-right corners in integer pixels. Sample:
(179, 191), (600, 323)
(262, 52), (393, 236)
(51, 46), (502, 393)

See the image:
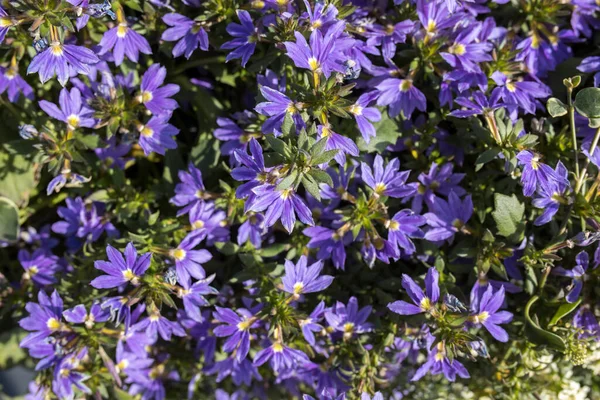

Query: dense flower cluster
(1, 0), (600, 399)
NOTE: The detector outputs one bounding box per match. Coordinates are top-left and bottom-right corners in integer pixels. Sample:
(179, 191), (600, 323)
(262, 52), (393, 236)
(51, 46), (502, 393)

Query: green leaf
(276, 169), (299, 191)
(308, 168), (333, 187)
(0, 197), (19, 242)
(0, 329), (27, 368)
(309, 137), (328, 157)
(0, 151), (38, 206)
(574, 87), (600, 119)
(357, 113), (401, 153)
(281, 113), (295, 136)
(265, 135), (288, 156)
(260, 243), (287, 257)
(302, 174), (321, 200)
(310, 149), (338, 166)
(491, 193), (525, 239)
(548, 298), (582, 326)
(215, 241), (239, 256)
(475, 148), (501, 166)
(546, 97), (568, 117)
(524, 295), (566, 351)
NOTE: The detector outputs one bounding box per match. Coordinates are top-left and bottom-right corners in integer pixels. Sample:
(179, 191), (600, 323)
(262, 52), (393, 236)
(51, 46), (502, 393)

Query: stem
(485, 112), (501, 144)
(567, 87), (580, 179)
(575, 127), (600, 193)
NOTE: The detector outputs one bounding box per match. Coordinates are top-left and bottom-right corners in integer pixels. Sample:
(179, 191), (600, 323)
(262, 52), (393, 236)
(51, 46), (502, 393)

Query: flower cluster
(2, 0), (600, 399)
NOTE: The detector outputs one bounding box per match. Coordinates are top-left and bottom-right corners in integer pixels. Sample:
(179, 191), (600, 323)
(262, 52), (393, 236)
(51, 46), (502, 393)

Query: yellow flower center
(192, 220), (205, 229)
(150, 314), (160, 322)
(420, 297), (431, 311)
(67, 114), (80, 128)
(426, 20), (436, 33)
(122, 268), (136, 281)
(308, 57), (320, 71)
(399, 80), (413, 92)
(280, 188), (293, 200)
(531, 34), (540, 49)
(141, 90), (153, 103)
(51, 42), (64, 56)
(29, 266), (39, 275)
(449, 43), (466, 55)
(237, 318), (252, 331)
(0, 17), (12, 27)
(171, 249), (186, 261)
(531, 156), (540, 170)
(474, 311), (489, 323)
(374, 183), (387, 195)
(343, 322), (355, 333)
(506, 81), (516, 92)
(47, 318), (61, 330)
(140, 126), (154, 137)
(273, 342), (284, 352)
(388, 220), (400, 231)
(293, 282), (304, 294)
(321, 126), (331, 137)
(349, 104), (363, 116)
(116, 359), (129, 371)
(117, 23), (129, 38)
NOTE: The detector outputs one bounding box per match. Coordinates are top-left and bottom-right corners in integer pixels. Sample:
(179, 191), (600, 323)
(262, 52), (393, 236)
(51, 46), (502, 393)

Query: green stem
(567, 88), (580, 179)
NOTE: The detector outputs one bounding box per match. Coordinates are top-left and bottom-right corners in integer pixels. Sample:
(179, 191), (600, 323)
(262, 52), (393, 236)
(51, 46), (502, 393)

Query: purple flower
(388, 268), (439, 315)
(248, 184), (314, 233)
(171, 163), (206, 216)
(138, 64), (180, 116)
(349, 92), (381, 144)
(237, 213), (264, 248)
(161, 13), (209, 59)
(132, 311), (185, 341)
(255, 86), (306, 134)
(281, 256), (333, 296)
(554, 251), (589, 303)
(19, 249), (59, 286)
(491, 72), (550, 115)
(423, 191), (472, 242)
(304, 226), (350, 270)
(39, 87), (95, 129)
(19, 290), (64, 349)
(98, 21), (152, 65)
(449, 90), (505, 118)
(52, 349), (91, 399)
(27, 41), (99, 86)
(0, 6), (11, 43)
(0, 65), (34, 102)
(325, 296), (372, 339)
(573, 307), (600, 339)
(189, 202), (229, 245)
(95, 137), (132, 169)
(253, 342), (310, 373)
(441, 27), (492, 72)
(51, 197), (118, 250)
(532, 161), (570, 226)
(470, 285), (513, 342)
(376, 78), (427, 119)
(412, 163), (466, 214)
(170, 232), (213, 286)
(91, 243), (151, 289)
(213, 306), (258, 362)
(317, 125), (358, 165)
(232, 138), (270, 199)
(64, 303), (110, 328)
(387, 210), (426, 256)
(222, 10), (258, 67)
(179, 274), (218, 322)
(365, 20), (414, 60)
(516, 150), (562, 197)
(578, 56), (600, 87)
(283, 21), (347, 78)
(300, 301), (326, 346)
(360, 155), (417, 198)
(137, 115), (179, 155)
(411, 340), (470, 382)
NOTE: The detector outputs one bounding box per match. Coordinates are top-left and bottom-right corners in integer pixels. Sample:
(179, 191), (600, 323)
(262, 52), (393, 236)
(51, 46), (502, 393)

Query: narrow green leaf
(311, 149), (338, 166)
(302, 175), (321, 200)
(548, 298), (582, 326)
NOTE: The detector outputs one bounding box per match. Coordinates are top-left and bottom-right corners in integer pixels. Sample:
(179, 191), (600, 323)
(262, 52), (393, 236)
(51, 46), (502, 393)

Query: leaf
(546, 97), (568, 117)
(491, 193), (525, 239)
(475, 148), (501, 166)
(0, 151), (38, 206)
(574, 87), (600, 119)
(76, 134), (102, 149)
(281, 113), (295, 136)
(265, 135), (288, 156)
(310, 149), (338, 166)
(309, 137), (328, 158)
(0, 197), (19, 242)
(302, 174), (321, 200)
(357, 113), (401, 153)
(276, 169), (299, 191)
(524, 295), (566, 351)
(548, 298), (582, 326)
(308, 168), (333, 187)
(0, 329), (27, 368)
